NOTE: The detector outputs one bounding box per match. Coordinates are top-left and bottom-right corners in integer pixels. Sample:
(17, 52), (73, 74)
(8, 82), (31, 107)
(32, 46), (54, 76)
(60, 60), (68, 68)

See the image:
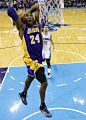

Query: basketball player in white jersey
(42, 24), (55, 78)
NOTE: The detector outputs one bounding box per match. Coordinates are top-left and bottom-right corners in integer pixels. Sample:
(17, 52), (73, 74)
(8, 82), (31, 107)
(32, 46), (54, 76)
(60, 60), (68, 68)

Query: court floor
(0, 8), (86, 120)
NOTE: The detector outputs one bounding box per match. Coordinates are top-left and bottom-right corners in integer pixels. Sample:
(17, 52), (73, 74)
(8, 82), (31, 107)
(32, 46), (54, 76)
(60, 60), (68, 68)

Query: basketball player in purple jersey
(7, 4), (52, 118)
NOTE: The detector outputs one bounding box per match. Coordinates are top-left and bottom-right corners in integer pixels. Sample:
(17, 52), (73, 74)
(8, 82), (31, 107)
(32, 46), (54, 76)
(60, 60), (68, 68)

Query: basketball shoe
(47, 73), (50, 78)
(18, 92), (27, 105)
(39, 106), (52, 117)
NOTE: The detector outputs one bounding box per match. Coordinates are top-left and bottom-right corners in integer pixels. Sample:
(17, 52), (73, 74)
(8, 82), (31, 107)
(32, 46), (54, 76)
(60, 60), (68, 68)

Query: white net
(38, 0), (62, 25)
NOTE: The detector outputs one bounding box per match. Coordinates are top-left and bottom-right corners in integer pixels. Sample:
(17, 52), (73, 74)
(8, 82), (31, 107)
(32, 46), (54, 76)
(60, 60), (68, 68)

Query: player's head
(43, 24), (48, 32)
(18, 12), (34, 27)
(23, 12), (34, 27)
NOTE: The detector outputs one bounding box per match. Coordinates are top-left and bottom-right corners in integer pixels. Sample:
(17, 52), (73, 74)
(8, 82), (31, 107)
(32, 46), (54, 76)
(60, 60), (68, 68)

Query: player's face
(24, 12), (34, 27)
(44, 26), (48, 32)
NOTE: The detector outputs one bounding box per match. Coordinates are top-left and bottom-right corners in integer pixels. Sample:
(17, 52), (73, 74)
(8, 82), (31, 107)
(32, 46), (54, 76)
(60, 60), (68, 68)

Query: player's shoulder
(48, 32), (51, 36)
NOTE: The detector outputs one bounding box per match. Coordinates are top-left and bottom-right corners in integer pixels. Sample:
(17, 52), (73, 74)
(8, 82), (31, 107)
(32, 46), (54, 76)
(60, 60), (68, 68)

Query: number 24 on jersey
(30, 34), (40, 44)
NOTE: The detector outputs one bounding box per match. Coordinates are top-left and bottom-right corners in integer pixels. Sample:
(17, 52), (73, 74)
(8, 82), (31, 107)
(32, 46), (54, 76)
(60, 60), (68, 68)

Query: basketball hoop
(38, 0), (62, 25)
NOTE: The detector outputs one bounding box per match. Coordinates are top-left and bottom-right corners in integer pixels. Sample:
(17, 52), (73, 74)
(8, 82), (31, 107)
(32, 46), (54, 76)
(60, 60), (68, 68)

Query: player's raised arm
(27, 3), (39, 23)
(7, 6), (25, 39)
(28, 3), (39, 13)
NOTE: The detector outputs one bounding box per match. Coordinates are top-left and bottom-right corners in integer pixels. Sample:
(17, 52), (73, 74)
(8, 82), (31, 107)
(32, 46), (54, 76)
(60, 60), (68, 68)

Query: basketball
(18, 12), (24, 18)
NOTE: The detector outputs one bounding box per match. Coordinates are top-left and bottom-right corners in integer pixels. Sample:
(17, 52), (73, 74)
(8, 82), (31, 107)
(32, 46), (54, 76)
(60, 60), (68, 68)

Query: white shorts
(42, 48), (51, 59)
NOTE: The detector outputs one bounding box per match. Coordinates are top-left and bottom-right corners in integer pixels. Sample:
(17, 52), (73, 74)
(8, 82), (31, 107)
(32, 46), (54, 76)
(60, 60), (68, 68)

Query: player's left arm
(27, 3), (39, 23)
(50, 34), (55, 51)
(27, 3), (41, 31)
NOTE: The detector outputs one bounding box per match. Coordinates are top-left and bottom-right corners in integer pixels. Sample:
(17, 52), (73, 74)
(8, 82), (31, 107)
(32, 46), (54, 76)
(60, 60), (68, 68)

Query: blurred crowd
(64, 0), (86, 7)
(0, 0), (86, 9)
(0, 0), (38, 9)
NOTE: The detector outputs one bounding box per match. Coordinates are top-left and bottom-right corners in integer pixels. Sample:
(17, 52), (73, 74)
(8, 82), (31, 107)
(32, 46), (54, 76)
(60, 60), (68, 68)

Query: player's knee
(42, 58), (45, 62)
(46, 59), (51, 68)
(36, 72), (46, 83)
(48, 64), (51, 68)
(41, 80), (48, 88)
(25, 76), (33, 84)
(35, 67), (46, 83)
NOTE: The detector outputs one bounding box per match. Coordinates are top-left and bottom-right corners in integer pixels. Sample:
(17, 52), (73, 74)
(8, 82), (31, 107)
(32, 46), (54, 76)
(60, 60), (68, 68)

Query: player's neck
(28, 24), (34, 28)
(44, 31), (48, 35)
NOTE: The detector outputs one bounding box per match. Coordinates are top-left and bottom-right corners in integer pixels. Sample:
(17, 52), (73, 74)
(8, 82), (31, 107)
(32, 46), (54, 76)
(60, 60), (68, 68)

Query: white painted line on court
(74, 78), (81, 82)
(0, 55), (23, 90)
(56, 83), (67, 87)
(20, 82), (25, 85)
(7, 55), (23, 73)
(81, 28), (86, 30)
(57, 37), (71, 39)
(9, 88), (14, 90)
(65, 28), (78, 29)
(51, 62), (86, 65)
(77, 36), (86, 40)
(22, 107), (86, 120)
(1, 49), (86, 91)
(0, 70), (8, 91)
(10, 76), (15, 80)
(55, 50), (86, 61)
(37, 86), (40, 87)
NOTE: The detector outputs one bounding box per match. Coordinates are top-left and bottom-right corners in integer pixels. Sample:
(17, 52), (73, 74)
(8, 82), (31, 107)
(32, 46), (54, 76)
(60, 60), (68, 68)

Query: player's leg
(42, 58), (45, 62)
(35, 67), (52, 117)
(46, 59), (51, 78)
(19, 62), (35, 105)
(36, 68), (47, 104)
(19, 76), (34, 105)
(45, 47), (51, 78)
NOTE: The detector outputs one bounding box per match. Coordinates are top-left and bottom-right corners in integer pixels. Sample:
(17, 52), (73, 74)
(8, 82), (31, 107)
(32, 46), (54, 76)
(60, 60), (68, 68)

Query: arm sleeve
(7, 6), (19, 21)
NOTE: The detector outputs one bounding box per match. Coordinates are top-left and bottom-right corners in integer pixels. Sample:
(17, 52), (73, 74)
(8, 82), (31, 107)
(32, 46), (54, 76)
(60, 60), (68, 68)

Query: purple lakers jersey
(22, 25), (44, 64)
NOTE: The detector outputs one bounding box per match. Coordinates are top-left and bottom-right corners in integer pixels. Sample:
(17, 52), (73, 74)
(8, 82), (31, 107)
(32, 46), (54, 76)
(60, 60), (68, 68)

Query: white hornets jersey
(42, 32), (51, 50)
(42, 32), (51, 59)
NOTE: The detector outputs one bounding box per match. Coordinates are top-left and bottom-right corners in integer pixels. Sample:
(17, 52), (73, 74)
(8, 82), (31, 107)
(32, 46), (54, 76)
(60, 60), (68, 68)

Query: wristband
(7, 6), (19, 21)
